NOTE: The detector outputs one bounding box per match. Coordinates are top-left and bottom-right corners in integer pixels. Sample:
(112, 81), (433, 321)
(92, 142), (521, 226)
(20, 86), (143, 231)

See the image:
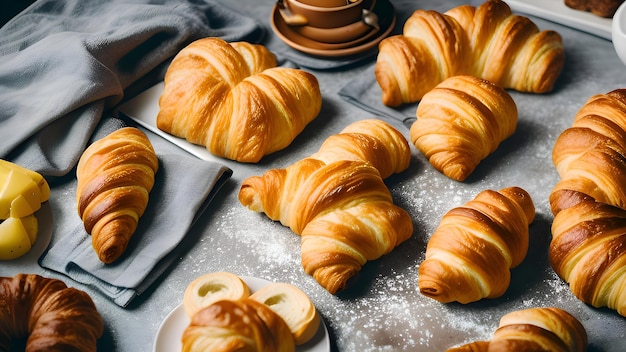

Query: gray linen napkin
(338, 64), (418, 128)
(0, 0), (263, 177)
(39, 117), (233, 307)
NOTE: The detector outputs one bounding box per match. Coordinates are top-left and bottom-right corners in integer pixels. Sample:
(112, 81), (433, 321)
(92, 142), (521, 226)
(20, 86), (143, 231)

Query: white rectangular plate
(117, 82), (223, 163)
(507, 0), (613, 40)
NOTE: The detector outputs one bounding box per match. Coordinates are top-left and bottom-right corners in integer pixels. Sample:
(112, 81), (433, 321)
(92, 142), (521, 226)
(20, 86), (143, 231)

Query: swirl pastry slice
(375, 0), (564, 107)
(183, 272), (251, 318)
(156, 37), (322, 163)
(447, 307), (587, 352)
(239, 119), (413, 294)
(418, 187), (535, 304)
(182, 298), (295, 352)
(409, 75), (518, 181)
(76, 127), (158, 264)
(250, 282), (320, 345)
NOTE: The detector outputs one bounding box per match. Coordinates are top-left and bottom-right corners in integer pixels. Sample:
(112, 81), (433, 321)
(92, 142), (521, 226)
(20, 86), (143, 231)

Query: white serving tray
(507, 0), (613, 40)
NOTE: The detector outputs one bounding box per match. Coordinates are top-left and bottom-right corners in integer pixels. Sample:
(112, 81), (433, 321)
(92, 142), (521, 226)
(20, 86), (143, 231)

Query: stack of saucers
(271, 0), (396, 57)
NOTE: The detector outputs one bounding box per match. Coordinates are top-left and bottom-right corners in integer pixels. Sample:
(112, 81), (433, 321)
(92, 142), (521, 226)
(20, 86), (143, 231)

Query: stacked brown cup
(272, 0), (396, 57)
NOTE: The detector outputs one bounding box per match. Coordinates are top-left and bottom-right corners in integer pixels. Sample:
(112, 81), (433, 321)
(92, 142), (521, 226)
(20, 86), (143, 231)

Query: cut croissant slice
(410, 75), (518, 182)
(183, 272), (251, 318)
(250, 282), (320, 345)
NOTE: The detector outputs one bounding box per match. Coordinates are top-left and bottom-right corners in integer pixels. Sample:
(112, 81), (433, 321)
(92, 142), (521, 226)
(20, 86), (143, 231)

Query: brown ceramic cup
(284, 0), (369, 29)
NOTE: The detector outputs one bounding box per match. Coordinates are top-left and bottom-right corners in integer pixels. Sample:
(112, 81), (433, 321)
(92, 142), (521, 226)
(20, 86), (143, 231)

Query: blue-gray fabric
(0, 0), (259, 307)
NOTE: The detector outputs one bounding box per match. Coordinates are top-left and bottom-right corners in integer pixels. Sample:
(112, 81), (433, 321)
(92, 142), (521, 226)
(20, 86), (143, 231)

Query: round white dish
(612, 2), (626, 66)
(152, 276), (331, 352)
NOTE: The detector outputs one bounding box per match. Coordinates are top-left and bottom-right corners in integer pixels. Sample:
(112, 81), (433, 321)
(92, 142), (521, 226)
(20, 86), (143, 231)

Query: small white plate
(152, 276), (332, 352)
(507, 0), (613, 40)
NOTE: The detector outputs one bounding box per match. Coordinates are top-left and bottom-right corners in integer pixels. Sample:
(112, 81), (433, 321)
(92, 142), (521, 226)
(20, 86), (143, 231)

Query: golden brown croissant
(418, 187), (535, 304)
(181, 298), (295, 352)
(76, 127), (158, 264)
(551, 193), (626, 317)
(548, 89), (626, 317)
(0, 273), (104, 352)
(238, 119), (413, 294)
(409, 75), (518, 181)
(156, 37), (322, 163)
(375, 0), (564, 107)
(551, 89), (626, 212)
(446, 307), (588, 352)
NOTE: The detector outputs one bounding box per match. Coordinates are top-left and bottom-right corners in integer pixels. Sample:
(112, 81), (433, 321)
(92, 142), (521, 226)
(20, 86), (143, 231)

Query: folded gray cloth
(40, 117), (233, 307)
(0, 0), (263, 177)
(338, 64), (418, 128)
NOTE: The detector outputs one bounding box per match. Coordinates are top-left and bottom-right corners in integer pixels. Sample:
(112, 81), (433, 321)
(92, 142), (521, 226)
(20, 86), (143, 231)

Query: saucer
(271, 0), (396, 57)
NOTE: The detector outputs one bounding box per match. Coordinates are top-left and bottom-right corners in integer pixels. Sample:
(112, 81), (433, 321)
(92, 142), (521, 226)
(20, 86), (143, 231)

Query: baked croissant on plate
(76, 127), (158, 264)
(446, 307), (587, 352)
(409, 75), (518, 181)
(375, 0), (564, 107)
(156, 37), (322, 163)
(549, 88), (626, 317)
(182, 298), (295, 352)
(238, 119), (413, 294)
(418, 187), (535, 304)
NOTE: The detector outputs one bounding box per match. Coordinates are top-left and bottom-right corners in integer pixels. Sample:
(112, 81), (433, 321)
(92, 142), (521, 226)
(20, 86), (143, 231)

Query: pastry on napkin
(0, 0), (260, 307)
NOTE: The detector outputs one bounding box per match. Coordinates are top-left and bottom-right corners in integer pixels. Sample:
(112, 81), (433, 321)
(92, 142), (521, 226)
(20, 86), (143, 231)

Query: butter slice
(0, 160), (50, 220)
(0, 215), (38, 260)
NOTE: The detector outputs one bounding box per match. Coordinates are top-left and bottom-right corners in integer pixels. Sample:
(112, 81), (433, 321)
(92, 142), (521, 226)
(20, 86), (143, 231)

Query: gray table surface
(5, 0), (626, 351)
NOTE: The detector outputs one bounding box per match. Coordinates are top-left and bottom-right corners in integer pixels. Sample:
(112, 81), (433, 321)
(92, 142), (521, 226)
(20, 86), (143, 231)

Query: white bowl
(612, 1), (626, 66)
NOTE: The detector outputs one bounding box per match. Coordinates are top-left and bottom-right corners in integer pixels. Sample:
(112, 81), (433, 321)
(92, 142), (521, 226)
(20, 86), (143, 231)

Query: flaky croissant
(182, 298), (295, 352)
(409, 75), (518, 181)
(156, 37), (322, 163)
(446, 307), (587, 352)
(183, 272), (251, 318)
(238, 119), (413, 294)
(375, 0), (564, 107)
(549, 89), (626, 317)
(76, 127), (158, 264)
(418, 187), (535, 304)
(551, 89), (626, 212)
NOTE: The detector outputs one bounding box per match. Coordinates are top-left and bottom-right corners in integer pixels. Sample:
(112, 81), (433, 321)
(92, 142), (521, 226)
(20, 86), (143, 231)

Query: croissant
(446, 307), (588, 352)
(181, 298), (295, 352)
(156, 37), (322, 163)
(551, 89), (626, 212)
(375, 0), (564, 107)
(548, 89), (626, 317)
(238, 119), (413, 294)
(409, 75), (518, 181)
(76, 127), (158, 264)
(418, 187), (535, 304)
(183, 272), (251, 318)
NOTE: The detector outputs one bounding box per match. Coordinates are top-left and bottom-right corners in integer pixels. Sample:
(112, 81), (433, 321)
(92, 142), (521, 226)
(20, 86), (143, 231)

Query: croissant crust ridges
(375, 0), (564, 107)
(76, 127), (158, 264)
(418, 186), (535, 304)
(549, 89), (626, 317)
(239, 119), (413, 293)
(156, 37), (321, 163)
